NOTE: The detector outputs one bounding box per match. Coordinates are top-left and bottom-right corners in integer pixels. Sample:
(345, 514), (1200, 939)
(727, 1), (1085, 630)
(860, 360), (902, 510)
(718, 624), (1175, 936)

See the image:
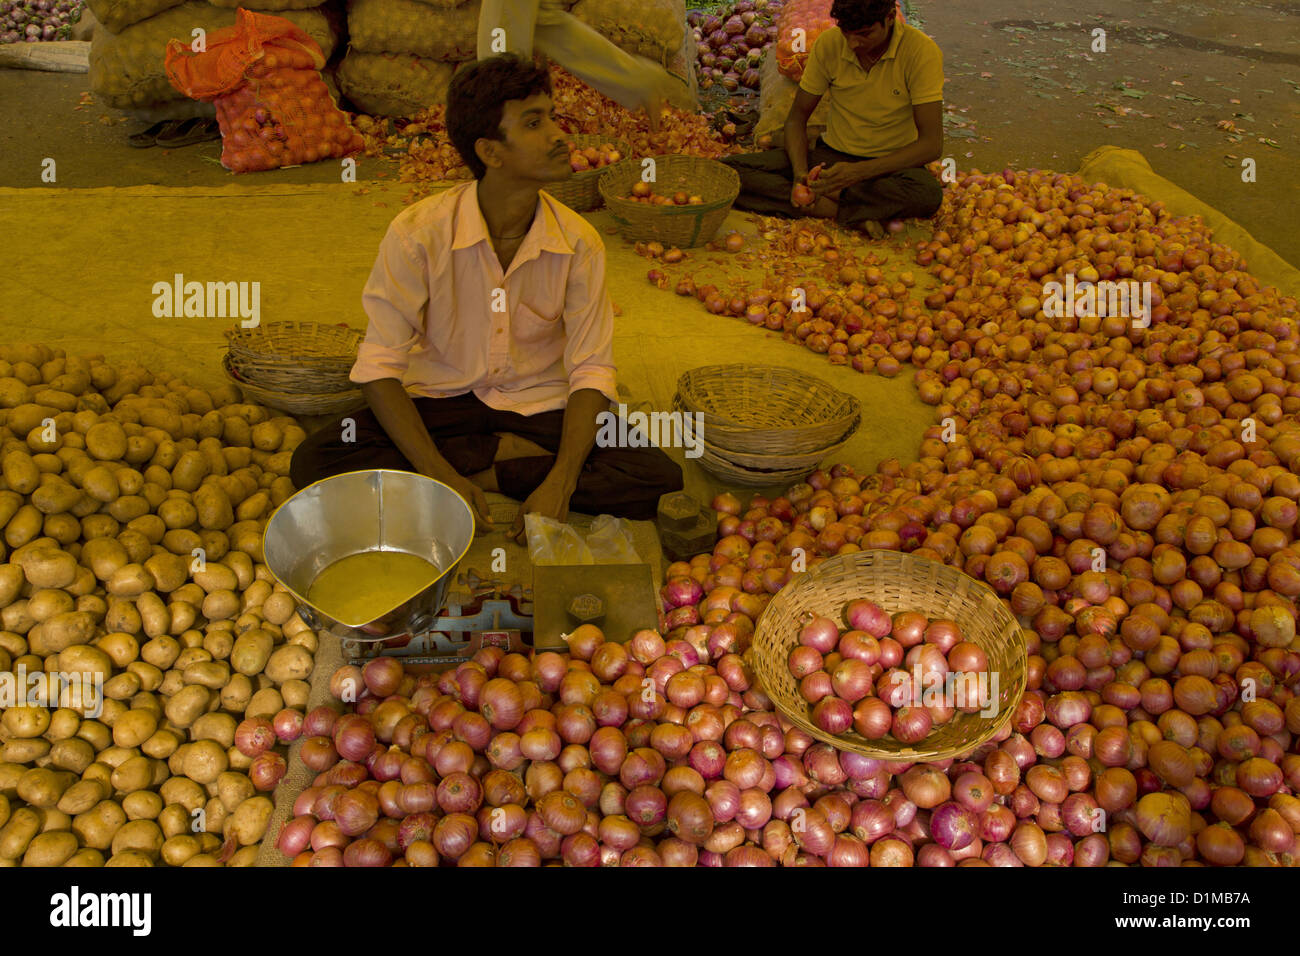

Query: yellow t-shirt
(798, 21), (944, 158)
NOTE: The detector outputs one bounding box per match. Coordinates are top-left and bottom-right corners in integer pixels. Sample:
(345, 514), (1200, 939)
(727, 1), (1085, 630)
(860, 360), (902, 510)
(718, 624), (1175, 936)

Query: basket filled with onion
(751, 549), (1027, 760)
(544, 134), (631, 212)
(599, 155), (739, 248)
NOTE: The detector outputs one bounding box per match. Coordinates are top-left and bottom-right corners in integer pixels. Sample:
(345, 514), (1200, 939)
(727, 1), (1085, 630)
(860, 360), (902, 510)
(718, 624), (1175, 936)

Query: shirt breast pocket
(514, 299), (564, 346)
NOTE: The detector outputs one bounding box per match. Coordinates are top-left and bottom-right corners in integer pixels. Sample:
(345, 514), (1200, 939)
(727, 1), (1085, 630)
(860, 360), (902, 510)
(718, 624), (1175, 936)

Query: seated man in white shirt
(290, 55), (683, 541)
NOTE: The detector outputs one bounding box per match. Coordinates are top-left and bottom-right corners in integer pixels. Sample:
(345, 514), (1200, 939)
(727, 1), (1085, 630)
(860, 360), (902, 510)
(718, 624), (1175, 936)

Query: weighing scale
(530, 563), (660, 650)
(342, 564), (660, 667)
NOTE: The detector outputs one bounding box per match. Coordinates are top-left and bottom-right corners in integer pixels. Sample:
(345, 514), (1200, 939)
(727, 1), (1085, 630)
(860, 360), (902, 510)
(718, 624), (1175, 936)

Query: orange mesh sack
(774, 0), (902, 81)
(165, 8), (364, 172)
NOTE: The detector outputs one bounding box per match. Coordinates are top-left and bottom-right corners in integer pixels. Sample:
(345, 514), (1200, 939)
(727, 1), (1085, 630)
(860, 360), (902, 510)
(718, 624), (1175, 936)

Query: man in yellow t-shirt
(724, 0), (944, 237)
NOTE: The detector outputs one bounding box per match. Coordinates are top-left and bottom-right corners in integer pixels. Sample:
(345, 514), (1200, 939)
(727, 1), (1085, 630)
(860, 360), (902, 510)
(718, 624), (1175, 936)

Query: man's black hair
(831, 0), (897, 33)
(446, 54), (553, 179)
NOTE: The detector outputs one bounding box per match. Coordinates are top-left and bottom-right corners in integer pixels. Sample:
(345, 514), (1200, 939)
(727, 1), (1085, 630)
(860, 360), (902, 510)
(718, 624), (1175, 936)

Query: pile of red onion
(669, 471), (1296, 866)
(234, 708), (306, 792)
(689, 0), (781, 93)
(275, 169), (1300, 862)
(0, 0), (81, 44)
(376, 66), (738, 196)
(782, 603), (993, 742)
(275, 487), (1298, 866)
(278, 639), (819, 866)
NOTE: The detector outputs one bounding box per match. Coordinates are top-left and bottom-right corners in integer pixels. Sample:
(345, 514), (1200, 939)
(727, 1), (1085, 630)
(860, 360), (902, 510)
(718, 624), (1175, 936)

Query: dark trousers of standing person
(288, 393), (684, 522)
(723, 138), (944, 228)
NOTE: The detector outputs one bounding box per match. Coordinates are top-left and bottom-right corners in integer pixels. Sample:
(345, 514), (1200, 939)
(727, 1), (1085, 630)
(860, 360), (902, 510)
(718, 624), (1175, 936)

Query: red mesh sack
(164, 8), (364, 172)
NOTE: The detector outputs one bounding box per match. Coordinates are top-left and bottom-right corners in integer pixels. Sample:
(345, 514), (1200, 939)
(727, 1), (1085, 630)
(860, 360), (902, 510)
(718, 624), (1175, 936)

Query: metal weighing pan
(262, 469), (475, 641)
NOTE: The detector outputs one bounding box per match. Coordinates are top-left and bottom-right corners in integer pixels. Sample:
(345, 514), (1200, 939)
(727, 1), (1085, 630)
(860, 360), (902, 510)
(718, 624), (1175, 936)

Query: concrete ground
(910, 0), (1299, 266)
(0, 0), (1295, 265)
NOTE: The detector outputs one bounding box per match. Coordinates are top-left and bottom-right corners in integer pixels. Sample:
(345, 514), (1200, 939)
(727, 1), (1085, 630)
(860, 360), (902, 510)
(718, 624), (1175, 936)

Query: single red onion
(850, 799), (894, 844)
(930, 801), (978, 850)
(799, 615), (841, 653)
(845, 599), (892, 637)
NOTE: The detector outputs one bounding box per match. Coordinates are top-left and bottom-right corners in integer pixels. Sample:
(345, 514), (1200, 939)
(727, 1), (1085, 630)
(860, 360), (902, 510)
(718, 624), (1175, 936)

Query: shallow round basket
(225, 321), (363, 393)
(694, 453), (813, 487)
(598, 155), (739, 247)
(543, 135), (631, 212)
(695, 439), (848, 487)
(223, 354), (366, 417)
(675, 364), (861, 455)
(752, 550), (1027, 760)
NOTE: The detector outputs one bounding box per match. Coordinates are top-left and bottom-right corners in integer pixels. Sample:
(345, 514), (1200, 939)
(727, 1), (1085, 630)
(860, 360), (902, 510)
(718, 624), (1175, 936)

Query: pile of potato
(0, 343), (319, 866)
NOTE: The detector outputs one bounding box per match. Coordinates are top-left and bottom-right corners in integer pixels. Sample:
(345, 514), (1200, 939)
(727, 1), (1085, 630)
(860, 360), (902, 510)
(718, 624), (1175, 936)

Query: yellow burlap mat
(1079, 146), (1299, 298)
(12, 147), (1287, 864)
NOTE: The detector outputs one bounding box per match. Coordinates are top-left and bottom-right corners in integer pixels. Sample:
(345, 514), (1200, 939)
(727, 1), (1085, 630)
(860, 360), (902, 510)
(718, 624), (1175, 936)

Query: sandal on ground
(718, 107), (758, 138)
(127, 120), (181, 148)
(155, 117), (222, 148)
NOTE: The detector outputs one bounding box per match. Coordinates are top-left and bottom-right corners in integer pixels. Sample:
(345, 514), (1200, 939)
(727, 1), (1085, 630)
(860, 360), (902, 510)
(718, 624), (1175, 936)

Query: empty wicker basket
(222, 354), (366, 418)
(676, 364), (860, 454)
(225, 321), (363, 394)
(674, 364), (860, 486)
(692, 441), (851, 487)
(751, 550), (1027, 760)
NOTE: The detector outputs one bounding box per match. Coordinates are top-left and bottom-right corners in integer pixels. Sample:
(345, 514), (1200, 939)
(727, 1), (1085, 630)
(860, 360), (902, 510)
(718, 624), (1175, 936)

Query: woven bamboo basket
(694, 438), (848, 487)
(673, 392), (858, 459)
(542, 135), (632, 212)
(598, 156), (739, 247)
(701, 438), (850, 472)
(675, 365), (861, 455)
(751, 550), (1027, 760)
(222, 354), (366, 418)
(225, 321), (363, 393)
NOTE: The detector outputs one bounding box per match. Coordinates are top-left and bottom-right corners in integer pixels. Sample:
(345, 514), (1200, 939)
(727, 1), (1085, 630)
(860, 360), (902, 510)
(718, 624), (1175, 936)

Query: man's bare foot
(859, 220), (887, 239)
(464, 435), (552, 512)
(495, 433), (551, 461)
(805, 195), (839, 219)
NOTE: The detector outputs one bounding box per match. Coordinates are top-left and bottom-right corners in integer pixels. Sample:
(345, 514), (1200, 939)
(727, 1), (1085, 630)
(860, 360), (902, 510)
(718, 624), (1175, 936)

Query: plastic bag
(525, 514), (592, 565)
(525, 514), (642, 565)
(773, 0), (832, 81)
(165, 9), (364, 172)
(754, 50), (830, 147)
(585, 515), (642, 564)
